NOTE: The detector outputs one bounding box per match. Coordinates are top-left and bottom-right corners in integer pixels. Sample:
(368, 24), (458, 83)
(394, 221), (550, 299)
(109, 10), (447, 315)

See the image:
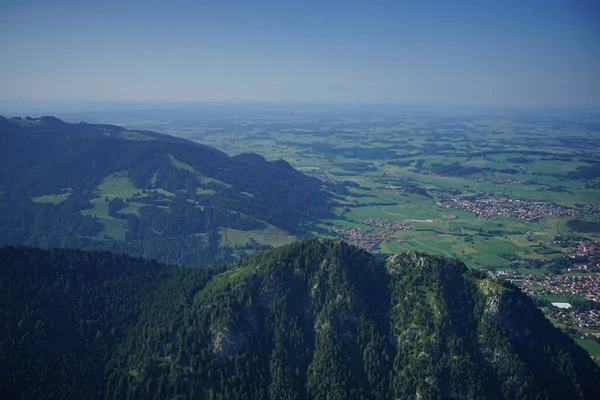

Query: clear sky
(1, 0), (599, 106)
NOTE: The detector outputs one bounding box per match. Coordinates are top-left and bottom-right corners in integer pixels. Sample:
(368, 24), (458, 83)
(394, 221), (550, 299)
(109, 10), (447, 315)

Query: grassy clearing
(345, 207), (392, 222)
(168, 154), (197, 173)
(119, 202), (144, 215)
(82, 198), (110, 218)
(513, 267), (546, 276)
(380, 241), (410, 253)
(97, 218), (126, 240)
(97, 173), (141, 199)
(153, 188), (175, 197)
(80, 173), (142, 238)
(468, 254), (511, 269)
(196, 188), (216, 195)
(574, 338), (600, 361)
(32, 192), (71, 204)
(169, 154), (232, 188)
(538, 295), (578, 303)
(82, 173), (142, 219)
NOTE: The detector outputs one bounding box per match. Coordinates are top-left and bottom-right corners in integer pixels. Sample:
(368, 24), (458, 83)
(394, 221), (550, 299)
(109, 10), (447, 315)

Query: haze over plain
(1, 0), (599, 107)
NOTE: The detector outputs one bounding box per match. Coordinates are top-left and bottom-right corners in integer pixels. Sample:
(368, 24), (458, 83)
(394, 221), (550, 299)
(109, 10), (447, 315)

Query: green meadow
(79, 173), (142, 239)
(32, 191), (71, 204)
(575, 338), (600, 363)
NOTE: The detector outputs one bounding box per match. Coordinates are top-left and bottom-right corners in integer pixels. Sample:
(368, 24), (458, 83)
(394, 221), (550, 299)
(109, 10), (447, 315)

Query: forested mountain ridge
(2, 241), (598, 399)
(0, 116), (332, 267)
(0, 115), (208, 144)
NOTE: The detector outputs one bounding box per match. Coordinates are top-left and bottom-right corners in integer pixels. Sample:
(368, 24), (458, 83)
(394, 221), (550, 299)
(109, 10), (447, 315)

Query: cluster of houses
(362, 218), (411, 231)
(568, 240), (600, 264)
(545, 308), (600, 330)
(581, 203), (600, 217)
(521, 274), (600, 303)
(447, 197), (579, 221)
(486, 269), (523, 282)
(505, 272), (600, 340)
(333, 218), (413, 251)
(568, 264), (600, 272)
(332, 227), (378, 251)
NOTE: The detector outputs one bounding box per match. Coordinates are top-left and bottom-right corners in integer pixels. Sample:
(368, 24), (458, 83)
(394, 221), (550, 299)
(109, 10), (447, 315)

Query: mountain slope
(0, 245), (218, 399)
(1, 241), (598, 399)
(0, 116), (332, 266)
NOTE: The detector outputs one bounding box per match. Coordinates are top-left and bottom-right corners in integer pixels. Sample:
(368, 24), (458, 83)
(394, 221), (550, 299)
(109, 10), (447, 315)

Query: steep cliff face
(1, 241), (599, 399)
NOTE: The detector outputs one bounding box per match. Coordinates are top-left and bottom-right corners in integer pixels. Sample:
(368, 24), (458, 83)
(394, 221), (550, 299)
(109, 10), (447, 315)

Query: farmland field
(575, 338), (600, 365)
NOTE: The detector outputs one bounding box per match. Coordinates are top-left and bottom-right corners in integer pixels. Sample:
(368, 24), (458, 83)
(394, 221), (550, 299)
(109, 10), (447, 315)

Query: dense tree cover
(568, 163), (600, 180)
(108, 197), (127, 217)
(0, 245), (218, 400)
(0, 116), (333, 267)
(387, 160), (413, 167)
(567, 219), (600, 233)
(2, 241), (598, 399)
(507, 157), (534, 163)
(431, 162), (482, 176)
(336, 162), (378, 173)
(404, 184), (432, 198)
(430, 162), (520, 177)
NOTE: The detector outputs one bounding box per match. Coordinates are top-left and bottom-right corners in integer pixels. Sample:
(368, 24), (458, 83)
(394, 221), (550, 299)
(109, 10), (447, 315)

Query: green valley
(80, 106), (600, 272)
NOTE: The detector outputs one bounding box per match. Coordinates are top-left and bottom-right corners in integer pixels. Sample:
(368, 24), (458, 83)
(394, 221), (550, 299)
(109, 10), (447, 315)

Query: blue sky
(1, 0), (599, 106)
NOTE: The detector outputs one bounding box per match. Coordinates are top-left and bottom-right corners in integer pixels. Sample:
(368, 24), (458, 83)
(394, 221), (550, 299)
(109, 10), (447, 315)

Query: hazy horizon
(3, 99), (600, 118)
(1, 0), (599, 107)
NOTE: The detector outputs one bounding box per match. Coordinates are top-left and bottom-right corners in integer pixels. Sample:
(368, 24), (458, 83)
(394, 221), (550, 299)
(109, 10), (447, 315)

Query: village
(544, 308), (600, 331)
(332, 227), (379, 251)
(582, 203), (600, 217)
(332, 218), (412, 251)
(362, 217), (412, 231)
(484, 268), (600, 336)
(519, 273), (600, 303)
(521, 272), (600, 334)
(568, 240), (600, 270)
(446, 197), (580, 221)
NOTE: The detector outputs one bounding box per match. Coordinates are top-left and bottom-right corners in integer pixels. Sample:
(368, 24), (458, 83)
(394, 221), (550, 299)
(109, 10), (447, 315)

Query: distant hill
(0, 116), (332, 266)
(1, 241), (598, 399)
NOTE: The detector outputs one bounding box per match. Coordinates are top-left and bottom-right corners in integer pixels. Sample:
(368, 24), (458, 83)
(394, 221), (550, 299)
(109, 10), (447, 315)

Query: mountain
(0, 116), (332, 266)
(2, 241), (598, 399)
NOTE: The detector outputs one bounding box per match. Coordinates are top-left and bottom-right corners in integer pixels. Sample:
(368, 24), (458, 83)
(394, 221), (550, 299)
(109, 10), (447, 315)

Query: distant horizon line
(1, 99), (599, 111)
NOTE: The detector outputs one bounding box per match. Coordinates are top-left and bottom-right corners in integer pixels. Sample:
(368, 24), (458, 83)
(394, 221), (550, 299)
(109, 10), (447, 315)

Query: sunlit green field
(575, 338), (600, 365)
(32, 191), (71, 204)
(79, 173), (142, 239)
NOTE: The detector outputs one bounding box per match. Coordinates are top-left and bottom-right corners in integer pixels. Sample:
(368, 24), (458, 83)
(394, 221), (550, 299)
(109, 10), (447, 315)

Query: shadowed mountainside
(1, 240), (598, 399)
(0, 116), (332, 267)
